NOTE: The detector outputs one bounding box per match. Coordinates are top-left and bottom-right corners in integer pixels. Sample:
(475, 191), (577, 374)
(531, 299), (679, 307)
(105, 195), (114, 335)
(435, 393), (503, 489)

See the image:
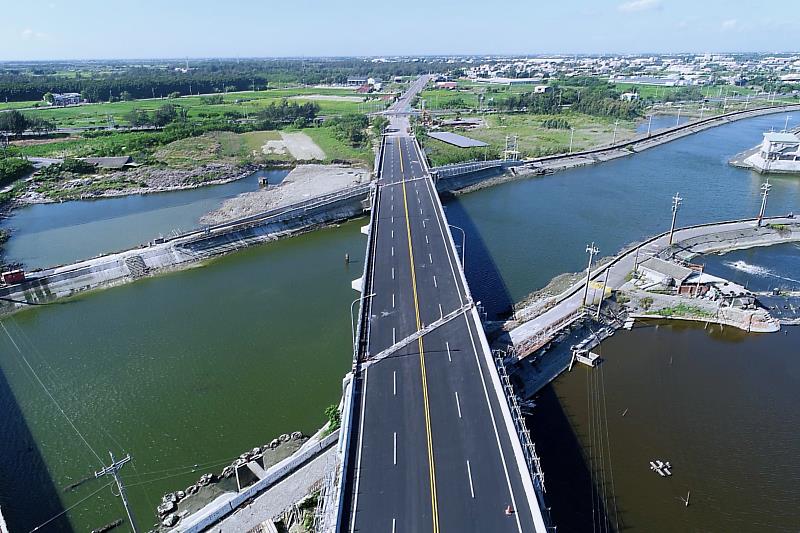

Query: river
(0, 169), (287, 269)
(0, 112), (798, 531)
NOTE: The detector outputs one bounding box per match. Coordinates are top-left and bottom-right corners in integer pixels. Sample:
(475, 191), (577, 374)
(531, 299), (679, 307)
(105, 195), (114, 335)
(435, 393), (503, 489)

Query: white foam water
(725, 260), (800, 284)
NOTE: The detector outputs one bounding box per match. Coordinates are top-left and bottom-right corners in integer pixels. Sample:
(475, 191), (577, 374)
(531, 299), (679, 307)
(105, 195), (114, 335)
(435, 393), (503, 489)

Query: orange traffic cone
(505, 505), (515, 515)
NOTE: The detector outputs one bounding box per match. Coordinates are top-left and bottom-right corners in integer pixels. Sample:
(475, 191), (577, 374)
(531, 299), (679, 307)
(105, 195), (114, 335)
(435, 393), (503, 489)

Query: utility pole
(612, 119), (619, 144)
(757, 179), (771, 227)
(582, 242), (599, 307)
(95, 452), (139, 533)
(569, 127), (575, 154)
(676, 105), (682, 127)
(596, 267), (610, 320)
(784, 115), (792, 133)
(647, 114), (653, 136)
(669, 192), (683, 245)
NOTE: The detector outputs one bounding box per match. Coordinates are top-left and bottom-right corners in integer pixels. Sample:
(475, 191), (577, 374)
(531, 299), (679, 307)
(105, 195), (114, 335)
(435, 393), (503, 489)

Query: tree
(124, 108), (151, 127)
(152, 104), (178, 126)
(43, 92), (54, 104)
(0, 110), (28, 136)
(120, 91), (134, 101)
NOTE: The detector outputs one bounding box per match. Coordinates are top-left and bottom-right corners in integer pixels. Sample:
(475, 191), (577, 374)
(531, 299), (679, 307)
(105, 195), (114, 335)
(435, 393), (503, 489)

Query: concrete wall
(0, 189), (369, 314)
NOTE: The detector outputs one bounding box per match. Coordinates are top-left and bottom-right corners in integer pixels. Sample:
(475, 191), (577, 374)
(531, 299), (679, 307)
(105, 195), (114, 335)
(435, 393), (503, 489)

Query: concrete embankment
(500, 217), (799, 398)
(435, 104), (800, 193)
(500, 217), (798, 377)
(0, 186), (371, 314)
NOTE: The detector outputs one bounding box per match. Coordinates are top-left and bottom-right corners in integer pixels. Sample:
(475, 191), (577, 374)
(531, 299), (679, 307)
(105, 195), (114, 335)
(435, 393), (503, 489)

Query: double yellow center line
(398, 137), (440, 533)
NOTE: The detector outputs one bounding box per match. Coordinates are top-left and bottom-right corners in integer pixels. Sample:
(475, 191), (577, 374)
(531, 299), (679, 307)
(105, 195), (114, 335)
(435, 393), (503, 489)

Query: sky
(0, 0), (798, 61)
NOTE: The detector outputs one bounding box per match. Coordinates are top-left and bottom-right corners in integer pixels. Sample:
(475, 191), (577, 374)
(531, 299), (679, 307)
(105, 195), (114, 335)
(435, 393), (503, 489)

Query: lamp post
(647, 114), (653, 136)
(582, 242), (599, 307)
(669, 192), (683, 245)
(350, 293), (376, 356)
(449, 224), (466, 270)
(784, 115), (792, 133)
(569, 127), (575, 153)
(612, 120), (619, 144)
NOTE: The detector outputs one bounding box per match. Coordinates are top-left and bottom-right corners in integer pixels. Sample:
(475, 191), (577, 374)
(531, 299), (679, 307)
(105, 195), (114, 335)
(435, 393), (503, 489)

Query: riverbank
(0, 182), (370, 315)
(448, 103), (800, 195)
(502, 217), (799, 364)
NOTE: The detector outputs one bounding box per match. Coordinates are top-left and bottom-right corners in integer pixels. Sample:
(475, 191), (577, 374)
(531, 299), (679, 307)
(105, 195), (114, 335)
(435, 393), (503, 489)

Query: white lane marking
(392, 293), (395, 308)
(420, 208), (424, 215)
(393, 432), (397, 465)
(391, 203), (394, 211)
(466, 460), (475, 498)
(455, 391), (462, 418)
(446, 341), (451, 362)
(425, 235), (429, 244)
(428, 253), (433, 264)
(392, 327), (396, 344)
(391, 215), (394, 224)
(391, 229), (394, 239)
(433, 275), (438, 288)
(392, 267), (395, 280)
(392, 518), (396, 533)
(422, 219), (426, 228)
(393, 371), (396, 396)
(350, 366), (369, 533)
(391, 246), (394, 257)
(439, 303), (444, 318)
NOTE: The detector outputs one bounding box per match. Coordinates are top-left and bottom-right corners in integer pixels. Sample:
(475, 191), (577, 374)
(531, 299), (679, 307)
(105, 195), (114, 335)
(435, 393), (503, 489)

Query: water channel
(0, 169), (287, 269)
(0, 112), (798, 531)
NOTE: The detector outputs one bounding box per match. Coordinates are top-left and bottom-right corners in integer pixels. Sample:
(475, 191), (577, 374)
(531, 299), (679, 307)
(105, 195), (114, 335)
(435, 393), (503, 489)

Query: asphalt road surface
(344, 123), (543, 532)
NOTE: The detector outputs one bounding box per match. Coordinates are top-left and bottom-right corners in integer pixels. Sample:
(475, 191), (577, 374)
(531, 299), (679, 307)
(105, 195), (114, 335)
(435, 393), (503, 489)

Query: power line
(0, 320), (104, 466)
(28, 481), (113, 532)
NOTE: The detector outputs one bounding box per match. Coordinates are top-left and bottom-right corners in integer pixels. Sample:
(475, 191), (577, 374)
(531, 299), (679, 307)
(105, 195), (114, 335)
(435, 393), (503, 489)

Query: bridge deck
(342, 129), (546, 532)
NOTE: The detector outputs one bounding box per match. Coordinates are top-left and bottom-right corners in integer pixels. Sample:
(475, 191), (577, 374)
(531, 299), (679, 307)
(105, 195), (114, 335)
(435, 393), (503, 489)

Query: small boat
(650, 459), (672, 477)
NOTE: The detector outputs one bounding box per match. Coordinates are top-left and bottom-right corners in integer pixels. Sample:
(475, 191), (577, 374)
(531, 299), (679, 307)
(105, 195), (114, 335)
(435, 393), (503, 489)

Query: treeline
(0, 58), (469, 102)
(327, 115), (369, 147)
(497, 79), (643, 119)
(0, 110), (57, 136)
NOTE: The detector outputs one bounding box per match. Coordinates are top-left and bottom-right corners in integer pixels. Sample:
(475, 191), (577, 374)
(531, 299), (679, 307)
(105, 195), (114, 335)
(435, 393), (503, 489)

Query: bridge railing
(492, 349), (549, 509)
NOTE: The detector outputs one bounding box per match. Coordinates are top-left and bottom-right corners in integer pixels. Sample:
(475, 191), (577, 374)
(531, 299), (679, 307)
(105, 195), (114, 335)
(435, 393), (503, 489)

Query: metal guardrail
(492, 349), (548, 500)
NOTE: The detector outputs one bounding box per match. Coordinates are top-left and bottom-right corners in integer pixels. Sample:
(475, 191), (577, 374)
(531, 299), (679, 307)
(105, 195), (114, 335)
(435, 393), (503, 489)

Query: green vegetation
(640, 296), (654, 310)
(542, 117), (570, 129)
(0, 109), (56, 136)
(655, 304), (714, 319)
(324, 404), (341, 435)
(767, 223), (790, 233)
(0, 156), (33, 187)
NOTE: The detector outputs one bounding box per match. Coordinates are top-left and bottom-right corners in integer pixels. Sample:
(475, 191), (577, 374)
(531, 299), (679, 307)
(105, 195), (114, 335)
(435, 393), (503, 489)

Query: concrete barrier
(0, 186), (370, 314)
(172, 430), (340, 533)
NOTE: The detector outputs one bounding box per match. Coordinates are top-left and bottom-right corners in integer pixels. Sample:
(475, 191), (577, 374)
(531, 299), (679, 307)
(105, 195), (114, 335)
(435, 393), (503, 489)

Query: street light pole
(757, 179), (771, 227)
(669, 192), (683, 245)
(612, 120), (619, 144)
(449, 224), (466, 271)
(784, 115), (792, 133)
(569, 127), (575, 154)
(647, 114), (653, 136)
(350, 293), (376, 356)
(582, 242), (599, 307)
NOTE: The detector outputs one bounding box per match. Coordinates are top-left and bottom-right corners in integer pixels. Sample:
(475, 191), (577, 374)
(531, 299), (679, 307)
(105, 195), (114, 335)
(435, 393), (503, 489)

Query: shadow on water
(528, 384), (618, 532)
(441, 194), (515, 320)
(0, 369), (72, 532)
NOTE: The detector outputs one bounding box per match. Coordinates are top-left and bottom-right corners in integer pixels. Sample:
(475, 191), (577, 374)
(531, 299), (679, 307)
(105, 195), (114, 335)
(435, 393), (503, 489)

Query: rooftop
(763, 132), (799, 143)
(638, 257), (694, 283)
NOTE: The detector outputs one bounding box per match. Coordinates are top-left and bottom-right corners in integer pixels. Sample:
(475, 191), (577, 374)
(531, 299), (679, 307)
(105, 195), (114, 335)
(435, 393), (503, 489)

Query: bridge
(334, 78), (550, 532)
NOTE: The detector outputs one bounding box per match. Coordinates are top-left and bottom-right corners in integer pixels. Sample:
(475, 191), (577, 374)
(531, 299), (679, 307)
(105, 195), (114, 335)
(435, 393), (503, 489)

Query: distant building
(740, 131), (800, 174)
(436, 81), (458, 90)
(48, 93), (82, 106)
(759, 132), (800, 161)
(347, 77), (368, 87)
(534, 85), (553, 94)
(620, 92), (639, 101)
(356, 84), (372, 94)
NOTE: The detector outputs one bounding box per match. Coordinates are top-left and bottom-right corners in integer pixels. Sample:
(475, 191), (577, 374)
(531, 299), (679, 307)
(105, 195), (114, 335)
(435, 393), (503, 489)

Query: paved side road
(208, 446), (337, 532)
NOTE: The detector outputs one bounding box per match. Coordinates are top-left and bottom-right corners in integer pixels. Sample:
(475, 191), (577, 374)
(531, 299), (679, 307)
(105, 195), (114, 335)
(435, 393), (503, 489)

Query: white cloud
(618, 0), (662, 13)
(21, 28), (48, 40)
(721, 19), (738, 30)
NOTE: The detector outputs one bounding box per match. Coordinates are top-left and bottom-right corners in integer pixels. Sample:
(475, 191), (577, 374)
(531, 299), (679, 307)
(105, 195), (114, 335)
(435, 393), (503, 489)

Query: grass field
(16, 87), (385, 129)
(0, 100), (44, 111)
(419, 81), (546, 111)
(421, 112), (636, 166)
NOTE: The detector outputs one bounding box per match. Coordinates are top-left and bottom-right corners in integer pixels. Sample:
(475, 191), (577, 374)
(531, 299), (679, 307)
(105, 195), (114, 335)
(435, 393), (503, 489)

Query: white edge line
(349, 365), (369, 533)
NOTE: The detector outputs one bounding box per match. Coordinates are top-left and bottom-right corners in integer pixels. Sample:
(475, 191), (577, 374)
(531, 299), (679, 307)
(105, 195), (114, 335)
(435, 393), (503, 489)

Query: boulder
(157, 500), (175, 516)
(291, 431), (303, 440)
(279, 433), (290, 443)
(269, 439), (280, 449)
(186, 484), (199, 495)
(176, 490), (185, 501)
(161, 514), (179, 528)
